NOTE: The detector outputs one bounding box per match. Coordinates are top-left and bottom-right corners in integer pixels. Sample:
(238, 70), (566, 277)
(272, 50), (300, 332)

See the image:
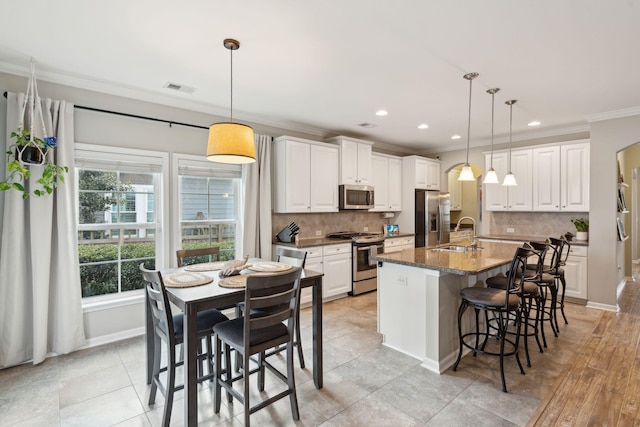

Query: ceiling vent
(163, 82), (196, 94)
(358, 123), (377, 128)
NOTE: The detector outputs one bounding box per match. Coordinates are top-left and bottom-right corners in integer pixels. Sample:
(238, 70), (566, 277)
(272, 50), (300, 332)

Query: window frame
(75, 143), (170, 305)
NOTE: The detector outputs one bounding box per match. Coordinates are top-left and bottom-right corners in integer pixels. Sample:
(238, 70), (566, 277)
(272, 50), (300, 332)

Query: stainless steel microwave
(339, 184), (374, 210)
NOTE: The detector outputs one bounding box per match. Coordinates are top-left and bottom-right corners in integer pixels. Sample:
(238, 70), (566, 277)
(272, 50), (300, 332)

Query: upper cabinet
(486, 140), (589, 212)
(484, 149), (532, 211)
(272, 136), (339, 213)
(326, 136), (373, 185)
(448, 169), (462, 211)
(371, 153), (402, 211)
(403, 155), (441, 190)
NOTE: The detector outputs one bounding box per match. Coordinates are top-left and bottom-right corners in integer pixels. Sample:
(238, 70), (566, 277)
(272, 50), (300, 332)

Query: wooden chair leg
(287, 342), (300, 420)
(213, 335), (222, 414)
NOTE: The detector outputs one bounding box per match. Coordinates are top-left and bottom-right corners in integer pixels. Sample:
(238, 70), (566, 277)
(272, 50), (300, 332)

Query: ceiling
(1, 1), (639, 154)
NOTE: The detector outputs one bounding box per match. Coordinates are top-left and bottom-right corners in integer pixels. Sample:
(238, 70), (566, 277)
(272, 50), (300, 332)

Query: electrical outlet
(363, 226), (369, 232)
(315, 230), (322, 236)
(397, 275), (407, 286)
(506, 228), (515, 233)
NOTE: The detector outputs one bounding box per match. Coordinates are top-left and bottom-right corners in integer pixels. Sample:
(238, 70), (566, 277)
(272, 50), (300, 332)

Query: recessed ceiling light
(418, 124), (429, 129)
(528, 120), (541, 127)
(451, 134), (461, 140)
(358, 123), (377, 128)
(163, 82), (196, 94)
(375, 110), (388, 116)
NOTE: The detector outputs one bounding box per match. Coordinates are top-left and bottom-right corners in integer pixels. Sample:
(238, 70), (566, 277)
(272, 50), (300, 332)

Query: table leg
(312, 277), (323, 389)
(184, 304), (199, 426)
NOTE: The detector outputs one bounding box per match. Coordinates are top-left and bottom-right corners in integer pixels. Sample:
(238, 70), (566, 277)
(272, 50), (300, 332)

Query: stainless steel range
(327, 231), (384, 295)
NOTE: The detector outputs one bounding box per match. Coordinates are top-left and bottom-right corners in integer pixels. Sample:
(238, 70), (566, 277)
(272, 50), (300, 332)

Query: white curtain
(0, 92), (85, 367)
(242, 134), (272, 260)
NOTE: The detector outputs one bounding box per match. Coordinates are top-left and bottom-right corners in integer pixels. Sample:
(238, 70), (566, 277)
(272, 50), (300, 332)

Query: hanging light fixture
(483, 87), (500, 184)
(207, 38), (256, 164)
(502, 99), (518, 186)
(458, 72), (478, 181)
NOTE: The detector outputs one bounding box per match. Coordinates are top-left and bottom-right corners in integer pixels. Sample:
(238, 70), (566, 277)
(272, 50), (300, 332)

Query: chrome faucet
(454, 216), (477, 249)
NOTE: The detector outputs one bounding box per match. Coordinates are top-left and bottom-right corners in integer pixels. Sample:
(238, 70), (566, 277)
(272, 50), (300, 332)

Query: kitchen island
(371, 241), (519, 374)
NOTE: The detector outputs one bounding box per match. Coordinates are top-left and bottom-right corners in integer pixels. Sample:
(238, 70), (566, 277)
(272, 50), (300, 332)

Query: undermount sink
(430, 245), (483, 253)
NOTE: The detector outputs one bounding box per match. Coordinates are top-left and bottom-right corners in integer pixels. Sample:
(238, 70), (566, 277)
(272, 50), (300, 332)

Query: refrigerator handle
(436, 203), (440, 243)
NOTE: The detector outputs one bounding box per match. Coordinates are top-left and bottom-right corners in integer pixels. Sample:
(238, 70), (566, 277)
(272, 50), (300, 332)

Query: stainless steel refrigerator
(415, 190), (450, 248)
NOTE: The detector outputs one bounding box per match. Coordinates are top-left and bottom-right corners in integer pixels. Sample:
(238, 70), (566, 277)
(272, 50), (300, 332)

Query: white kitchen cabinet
(273, 136), (339, 213)
(384, 236), (415, 253)
(532, 141), (590, 212)
(371, 153), (402, 211)
(561, 142), (590, 211)
(484, 149), (532, 211)
(563, 245), (588, 300)
(448, 169), (462, 211)
(403, 155), (440, 190)
(326, 136), (373, 185)
(322, 243), (352, 298)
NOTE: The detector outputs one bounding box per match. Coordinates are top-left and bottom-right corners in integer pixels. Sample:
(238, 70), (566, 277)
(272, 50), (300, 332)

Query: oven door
(353, 242), (384, 281)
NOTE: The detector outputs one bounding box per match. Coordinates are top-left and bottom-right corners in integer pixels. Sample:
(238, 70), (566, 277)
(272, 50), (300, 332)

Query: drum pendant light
(458, 72), (478, 181)
(207, 38), (256, 164)
(502, 99), (517, 186)
(483, 88), (500, 184)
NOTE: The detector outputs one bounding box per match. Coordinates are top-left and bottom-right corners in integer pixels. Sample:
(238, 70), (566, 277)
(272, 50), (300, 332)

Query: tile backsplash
(485, 211), (588, 238)
(272, 212), (391, 239)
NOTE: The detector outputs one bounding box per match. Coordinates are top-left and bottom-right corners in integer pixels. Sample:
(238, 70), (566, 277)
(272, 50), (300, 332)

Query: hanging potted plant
(571, 217), (589, 241)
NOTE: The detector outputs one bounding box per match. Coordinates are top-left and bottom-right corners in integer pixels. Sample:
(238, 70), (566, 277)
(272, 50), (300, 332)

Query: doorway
(446, 164), (482, 235)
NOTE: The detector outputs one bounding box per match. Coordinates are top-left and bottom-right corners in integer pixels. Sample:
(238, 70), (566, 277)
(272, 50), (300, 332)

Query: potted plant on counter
(571, 218), (589, 241)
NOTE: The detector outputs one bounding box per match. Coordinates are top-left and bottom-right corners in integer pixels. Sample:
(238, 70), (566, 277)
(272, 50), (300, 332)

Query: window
(173, 154), (242, 263)
(76, 144), (168, 299)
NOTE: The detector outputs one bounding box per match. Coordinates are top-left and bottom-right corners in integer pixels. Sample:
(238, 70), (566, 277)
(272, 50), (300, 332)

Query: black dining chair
(236, 247), (307, 369)
(453, 246), (531, 392)
(177, 246), (220, 267)
(213, 267), (303, 427)
(141, 264), (229, 427)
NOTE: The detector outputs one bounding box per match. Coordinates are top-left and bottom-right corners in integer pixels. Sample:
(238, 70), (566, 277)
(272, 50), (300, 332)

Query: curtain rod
(3, 91), (209, 130)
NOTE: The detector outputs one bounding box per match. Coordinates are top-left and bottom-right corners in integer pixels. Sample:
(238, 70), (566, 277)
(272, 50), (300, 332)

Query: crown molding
(586, 106), (640, 123)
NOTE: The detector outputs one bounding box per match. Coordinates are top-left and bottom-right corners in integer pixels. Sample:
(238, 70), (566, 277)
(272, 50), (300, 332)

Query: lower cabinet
(563, 245), (588, 300)
(383, 236), (415, 253)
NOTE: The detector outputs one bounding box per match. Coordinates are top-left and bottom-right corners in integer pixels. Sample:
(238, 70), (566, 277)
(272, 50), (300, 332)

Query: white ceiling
(1, 1), (640, 154)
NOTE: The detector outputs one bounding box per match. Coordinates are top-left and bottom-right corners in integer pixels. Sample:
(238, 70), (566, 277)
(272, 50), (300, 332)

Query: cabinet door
(323, 254), (352, 298)
(310, 144), (339, 212)
(275, 140), (310, 213)
(448, 169), (462, 211)
(507, 149), (532, 211)
(388, 157), (402, 211)
(371, 155), (389, 211)
(414, 158), (428, 189)
(357, 143), (372, 185)
(384, 238), (402, 253)
(302, 256), (323, 305)
(484, 152), (508, 211)
(425, 160), (440, 190)
(564, 249), (588, 299)
(532, 146), (561, 211)
(561, 143), (590, 211)
(340, 139), (359, 185)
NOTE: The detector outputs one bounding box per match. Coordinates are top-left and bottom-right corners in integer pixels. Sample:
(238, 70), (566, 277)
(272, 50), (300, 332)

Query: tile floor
(0, 292), (603, 426)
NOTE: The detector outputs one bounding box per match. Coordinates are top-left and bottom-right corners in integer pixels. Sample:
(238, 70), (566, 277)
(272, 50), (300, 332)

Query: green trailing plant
(571, 217), (589, 232)
(0, 128), (69, 199)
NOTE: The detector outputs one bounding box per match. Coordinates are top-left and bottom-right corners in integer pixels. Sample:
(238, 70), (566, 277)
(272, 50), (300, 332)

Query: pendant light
(483, 88), (500, 184)
(502, 99), (517, 186)
(207, 38), (256, 164)
(458, 72), (478, 181)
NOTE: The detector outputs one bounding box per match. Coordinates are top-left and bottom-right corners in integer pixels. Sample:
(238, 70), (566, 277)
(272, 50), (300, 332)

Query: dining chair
(453, 247), (531, 392)
(236, 247), (307, 369)
(140, 264), (229, 427)
(213, 267), (303, 426)
(177, 246), (220, 267)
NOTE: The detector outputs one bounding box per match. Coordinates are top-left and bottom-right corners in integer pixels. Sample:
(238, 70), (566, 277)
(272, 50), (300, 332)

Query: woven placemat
(184, 261), (226, 272)
(219, 275), (249, 288)
(248, 262), (293, 273)
(163, 272), (213, 288)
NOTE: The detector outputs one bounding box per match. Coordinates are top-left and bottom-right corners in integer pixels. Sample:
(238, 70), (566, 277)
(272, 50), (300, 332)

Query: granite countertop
(479, 234), (589, 247)
(371, 241), (519, 275)
(273, 232), (415, 249)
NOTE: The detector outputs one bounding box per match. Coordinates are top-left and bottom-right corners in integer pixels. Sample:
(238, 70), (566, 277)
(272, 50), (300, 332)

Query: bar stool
(453, 246), (532, 392)
(547, 237), (571, 328)
(526, 241), (558, 346)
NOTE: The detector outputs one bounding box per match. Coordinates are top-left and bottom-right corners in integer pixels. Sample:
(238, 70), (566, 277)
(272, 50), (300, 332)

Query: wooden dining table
(145, 262), (324, 427)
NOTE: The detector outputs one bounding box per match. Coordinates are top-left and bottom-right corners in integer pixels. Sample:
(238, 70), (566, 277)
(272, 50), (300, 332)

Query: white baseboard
(585, 301), (618, 312)
(80, 326), (145, 350)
